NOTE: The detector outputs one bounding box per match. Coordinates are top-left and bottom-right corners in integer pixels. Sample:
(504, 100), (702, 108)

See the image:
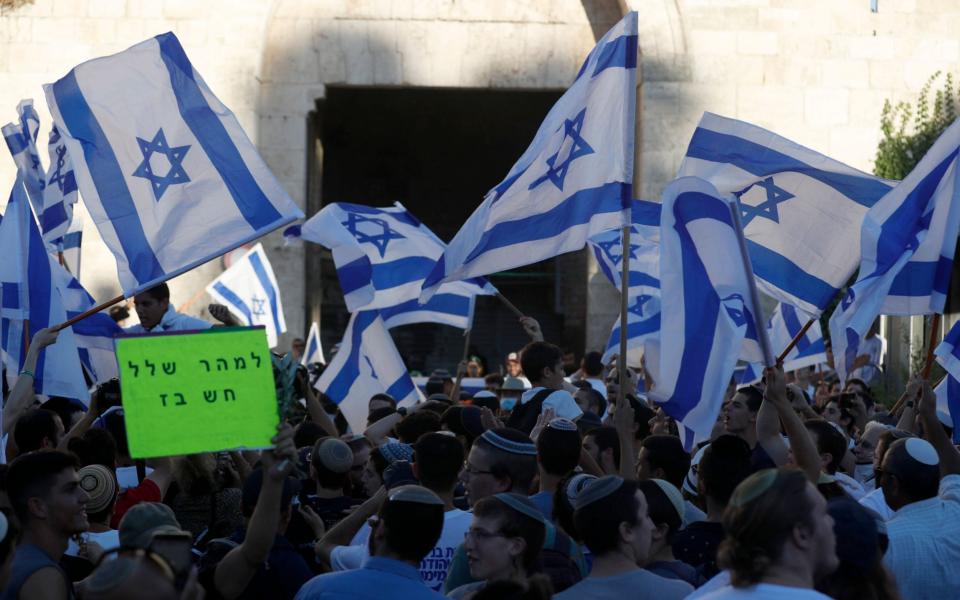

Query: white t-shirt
(65, 529), (121, 558)
(520, 387), (583, 421)
(696, 583), (831, 599)
(330, 508), (472, 593)
(115, 465), (154, 491)
(859, 487), (895, 521)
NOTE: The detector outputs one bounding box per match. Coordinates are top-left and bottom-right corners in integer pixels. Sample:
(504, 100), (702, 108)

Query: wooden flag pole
(891, 313), (941, 415)
(177, 287), (208, 313)
(23, 319), (30, 355)
(53, 294), (125, 332)
(450, 325), (473, 403)
(496, 293), (525, 320)
(776, 318), (816, 365)
(618, 225), (630, 406)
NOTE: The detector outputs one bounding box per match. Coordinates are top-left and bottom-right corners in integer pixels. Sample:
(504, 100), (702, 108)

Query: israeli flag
(0, 175), (89, 401)
(648, 177), (769, 449)
(300, 202), (495, 329)
(935, 375), (960, 444)
(54, 266), (123, 383)
(830, 118), (960, 383)
(40, 125), (81, 250)
(2, 99), (46, 216)
(935, 319), (960, 384)
(588, 200), (661, 365)
(741, 303), (827, 383)
(44, 32), (304, 297)
(61, 214), (83, 276)
(205, 243), (286, 348)
(421, 12), (637, 299)
(314, 311), (419, 433)
(302, 321), (325, 366)
(679, 113), (896, 316)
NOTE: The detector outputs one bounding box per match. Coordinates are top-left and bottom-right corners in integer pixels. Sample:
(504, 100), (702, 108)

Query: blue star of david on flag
(735, 176), (794, 227)
(528, 108), (595, 191)
(341, 212), (406, 258)
(251, 295), (266, 316)
(628, 294), (653, 318)
(132, 128), (191, 201)
(598, 233), (640, 267)
(48, 145), (70, 193)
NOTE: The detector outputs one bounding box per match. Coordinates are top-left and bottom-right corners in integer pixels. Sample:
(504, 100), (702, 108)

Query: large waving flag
(314, 311), (419, 432)
(40, 125), (81, 250)
(741, 302), (827, 383)
(205, 243), (286, 348)
(421, 12), (638, 299)
(648, 177), (768, 449)
(588, 200), (661, 365)
(44, 32), (304, 297)
(300, 202), (495, 329)
(0, 175), (89, 401)
(2, 99), (46, 216)
(679, 112), (896, 316)
(830, 119), (960, 383)
(302, 321), (325, 366)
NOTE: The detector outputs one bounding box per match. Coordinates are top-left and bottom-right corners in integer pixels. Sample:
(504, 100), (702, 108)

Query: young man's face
(42, 468), (89, 536)
(541, 359), (566, 390)
(722, 393), (755, 435)
(133, 292), (168, 330)
(506, 359), (522, 377)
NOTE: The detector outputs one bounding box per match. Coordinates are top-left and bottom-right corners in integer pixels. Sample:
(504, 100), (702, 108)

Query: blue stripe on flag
(888, 257), (954, 296)
(248, 251), (283, 337)
(949, 377), (960, 444)
(781, 304), (809, 353)
(385, 373), (415, 401)
(746, 239), (839, 309)
(305, 336), (318, 360)
(51, 72), (165, 284)
(466, 182), (629, 262)
(156, 33), (283, 232)
(592, 34), (638, 76)
(337, 257), (369, 297)
(378, 293), (471, 323)
(687, 129), (891, 207)
(211, 281), (253, 325)
(28, 216), (53, 384)
(42, 202), (69, 233)
(607, 316), (661, 352)
(326, 311), (376, 402)
(667, 192), (732, 421)
(634, 200), (660, 226)
(371, 257), (439, 290)
(3, 132), (27, 154)
(1, 283), (19, 309)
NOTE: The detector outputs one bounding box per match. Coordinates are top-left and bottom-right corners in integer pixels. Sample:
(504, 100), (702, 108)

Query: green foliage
(272, 352), (299, 419)
(874, 71), (960, 179)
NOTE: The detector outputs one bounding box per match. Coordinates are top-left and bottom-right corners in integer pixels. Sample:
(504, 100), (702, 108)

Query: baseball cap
(118, 503), (188, 549)
(506, 352), (520, 362)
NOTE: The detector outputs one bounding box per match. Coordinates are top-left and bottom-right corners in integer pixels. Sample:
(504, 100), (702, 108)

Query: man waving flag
(44, 32), (303, 298)
(679, 113), (896, 316)
(648, 177), (770, 449)
(421, 12), (638, 300)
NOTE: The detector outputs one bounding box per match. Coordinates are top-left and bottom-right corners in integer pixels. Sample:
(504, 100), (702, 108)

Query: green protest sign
(115, 327), (278, 458)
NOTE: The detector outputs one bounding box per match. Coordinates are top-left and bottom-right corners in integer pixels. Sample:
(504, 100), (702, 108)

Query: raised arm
(765, 367), (821, 484)
(313, 486), (387, 565)
(299, 370), (338, 438)
(214, 423), (296, 599)
(918, 379), (960, 477)
(895, 379), (922, 433)
(4, 328), (59, 436)
(756, 389), (789, 467)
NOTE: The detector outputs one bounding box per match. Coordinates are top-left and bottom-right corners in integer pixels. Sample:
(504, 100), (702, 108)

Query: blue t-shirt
(296, 556), (445, 600)
(529, 491), (554, 521)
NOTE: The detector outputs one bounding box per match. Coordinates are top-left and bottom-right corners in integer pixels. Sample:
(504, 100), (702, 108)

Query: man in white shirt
(881, 380), (960, 600)
(697, 469), (836, 599)
(505, 340), (582, 435)
(124, 282), (234, 333)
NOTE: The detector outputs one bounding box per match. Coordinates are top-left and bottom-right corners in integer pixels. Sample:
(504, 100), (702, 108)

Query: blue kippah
(480, 430), (537, 456)
(494, 493), (547, 524)
(574, 475), (624, 510)
(547, 418), (578, 432)
(378, 442), (414, 464)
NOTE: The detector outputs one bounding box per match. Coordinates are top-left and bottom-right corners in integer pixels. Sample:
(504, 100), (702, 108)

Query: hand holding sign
(116, 327), (279, 458)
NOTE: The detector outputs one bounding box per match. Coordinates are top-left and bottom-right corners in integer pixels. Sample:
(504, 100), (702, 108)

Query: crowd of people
(0, 284), (956, 600)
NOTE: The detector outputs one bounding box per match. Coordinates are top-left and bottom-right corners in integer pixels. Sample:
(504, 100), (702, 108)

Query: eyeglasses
(462, 462), (494, 477)
(464, 528), (506, 542)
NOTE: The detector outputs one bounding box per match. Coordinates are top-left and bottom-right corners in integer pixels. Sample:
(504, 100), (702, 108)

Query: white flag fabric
(936, 319), (960, 385)
(421, 12), (638, 299)
(56, 267), (123, 383)
(302, 321), (325, 366)
(588, 200), (661, 365)
(741, 302), (827, 384)
(205, 243), (286, 348)
(2, 99), (46, 216)
(314, 311), (419, 433)
(44, 32), (303, 297)
(300, 202), (495, 329)
(40, 125), (81, 250)
(0, 175), (89, 401)
(648, 177), (767, 450)
(830, 118), (960, 383)
(679, 112), (896, 316)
